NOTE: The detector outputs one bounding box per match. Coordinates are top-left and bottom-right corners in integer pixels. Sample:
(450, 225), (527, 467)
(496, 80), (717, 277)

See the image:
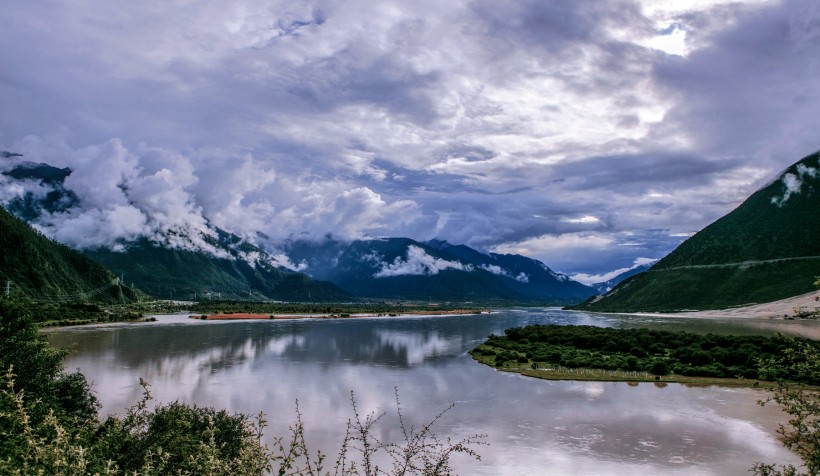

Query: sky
(0, 0), (819, 281)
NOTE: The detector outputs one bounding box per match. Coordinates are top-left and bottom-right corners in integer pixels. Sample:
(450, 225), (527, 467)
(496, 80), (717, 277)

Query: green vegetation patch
(0, 207), (141, 304)
(471, 324), (820, 385)
(573, 259), (820, 312)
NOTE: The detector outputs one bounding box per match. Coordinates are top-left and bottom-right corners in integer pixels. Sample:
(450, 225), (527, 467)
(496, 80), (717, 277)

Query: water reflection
(49, 309), (808, 475)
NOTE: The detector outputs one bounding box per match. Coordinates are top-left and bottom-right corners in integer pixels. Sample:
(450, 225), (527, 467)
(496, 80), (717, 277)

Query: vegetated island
(470, 324), (820, 387)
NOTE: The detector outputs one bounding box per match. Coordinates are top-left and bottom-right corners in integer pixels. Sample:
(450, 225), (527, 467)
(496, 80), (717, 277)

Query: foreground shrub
(753, 342), (820, 476)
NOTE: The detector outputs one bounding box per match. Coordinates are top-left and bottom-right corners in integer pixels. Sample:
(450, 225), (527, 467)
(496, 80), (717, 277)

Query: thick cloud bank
(373, 246), (472, 278)
(1, 0), (819, 275)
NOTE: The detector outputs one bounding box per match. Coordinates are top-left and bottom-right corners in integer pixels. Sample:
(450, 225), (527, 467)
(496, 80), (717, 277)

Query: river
(48, 308), (811, 475)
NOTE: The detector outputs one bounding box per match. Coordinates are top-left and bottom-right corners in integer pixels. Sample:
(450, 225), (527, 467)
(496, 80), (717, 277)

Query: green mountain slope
(86, 239), (351, 302)
(0, 158), (348, 303)
(0, 207), (139, 303)
(574, 151), (820, 312)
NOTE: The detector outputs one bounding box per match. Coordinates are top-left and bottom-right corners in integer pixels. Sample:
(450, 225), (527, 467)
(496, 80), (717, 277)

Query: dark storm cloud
(653, 0), (820, 164)
(0, 0), (817, 277)
(552, 152), (740, 190)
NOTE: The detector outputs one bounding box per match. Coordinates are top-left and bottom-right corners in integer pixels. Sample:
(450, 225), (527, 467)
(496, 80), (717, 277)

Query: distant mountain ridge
(575, 150), (820, 312)
(283, 236), (596, 303)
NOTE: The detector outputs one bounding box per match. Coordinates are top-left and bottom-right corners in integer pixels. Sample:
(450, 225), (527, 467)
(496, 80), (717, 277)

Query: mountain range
(282, 236), (596, 303)
(85, 235), (352, 302)
(1, 159), (350, 302)
(574, 150), (820, 312)
(13, 148), (815, 309)
(1, 157), (599, 303)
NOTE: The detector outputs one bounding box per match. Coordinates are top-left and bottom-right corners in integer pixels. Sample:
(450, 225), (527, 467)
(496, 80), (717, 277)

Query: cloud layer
(373, 246), (472, 278)
(1, 0), (819, 275)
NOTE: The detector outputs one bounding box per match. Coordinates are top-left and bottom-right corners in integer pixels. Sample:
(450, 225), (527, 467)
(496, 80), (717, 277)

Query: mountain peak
(575, 150), (820, 312)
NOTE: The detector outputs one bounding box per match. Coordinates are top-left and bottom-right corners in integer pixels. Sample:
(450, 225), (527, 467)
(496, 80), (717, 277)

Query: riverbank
(626, 290), (820, 320)
(471, 353), (775, 388)
(193, 309), (488, 320)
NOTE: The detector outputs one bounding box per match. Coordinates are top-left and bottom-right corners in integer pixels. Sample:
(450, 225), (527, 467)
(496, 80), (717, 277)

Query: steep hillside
(575, 151), (820, 312)
(0, 207), (139, 303)
(284, 237), (596, 303)
(86, 238), (351, 302)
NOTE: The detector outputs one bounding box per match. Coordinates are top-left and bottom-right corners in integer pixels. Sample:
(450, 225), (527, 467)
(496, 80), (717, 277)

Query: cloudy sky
(1, 0), (818, 281)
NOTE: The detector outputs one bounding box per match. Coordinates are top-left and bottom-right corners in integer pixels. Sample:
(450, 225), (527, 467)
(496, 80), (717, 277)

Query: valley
(2, 137), (820, 476)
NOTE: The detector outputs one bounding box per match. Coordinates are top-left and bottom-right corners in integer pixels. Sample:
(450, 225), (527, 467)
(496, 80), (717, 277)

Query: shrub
(650, 360), (669, 376)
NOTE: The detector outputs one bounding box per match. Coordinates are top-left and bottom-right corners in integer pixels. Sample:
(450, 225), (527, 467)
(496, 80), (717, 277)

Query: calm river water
(49, 309), (814, 475)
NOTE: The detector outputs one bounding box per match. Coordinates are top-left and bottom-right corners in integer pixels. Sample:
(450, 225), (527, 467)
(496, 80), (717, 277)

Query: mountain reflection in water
(49, 309), (805, 475)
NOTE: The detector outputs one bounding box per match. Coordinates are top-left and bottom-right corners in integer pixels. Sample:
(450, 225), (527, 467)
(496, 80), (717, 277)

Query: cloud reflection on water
(50, 310), (800, 475)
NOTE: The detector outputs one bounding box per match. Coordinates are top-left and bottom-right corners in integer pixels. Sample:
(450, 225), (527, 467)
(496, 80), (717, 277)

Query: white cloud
(561, 215), (601, 224)
(45, 205), (148, 250)
(771, 162), (817, 206)
(480, 264), (508, 276)
(270, 253), (308, 272)
(477, 264), (529, 283)
(374, 245), (472, 278)
(571, 257), (658, 285)
(492, 233), (615, 259)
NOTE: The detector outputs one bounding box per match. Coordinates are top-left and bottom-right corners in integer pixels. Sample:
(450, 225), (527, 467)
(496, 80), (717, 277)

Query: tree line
(474, 324), (820, 384)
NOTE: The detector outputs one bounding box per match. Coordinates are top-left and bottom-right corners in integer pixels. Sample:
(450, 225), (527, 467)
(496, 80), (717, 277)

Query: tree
(752, 342), (820, 475)
(0, 300), (98, 423)
(650, 360), (669, 376)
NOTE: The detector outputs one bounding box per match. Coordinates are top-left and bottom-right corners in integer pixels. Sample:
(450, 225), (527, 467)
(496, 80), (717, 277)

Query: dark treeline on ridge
(0, 207), (141, 304)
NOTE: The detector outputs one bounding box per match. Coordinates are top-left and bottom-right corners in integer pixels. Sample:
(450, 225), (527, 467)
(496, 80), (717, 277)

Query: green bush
(473, 324), (818, 383)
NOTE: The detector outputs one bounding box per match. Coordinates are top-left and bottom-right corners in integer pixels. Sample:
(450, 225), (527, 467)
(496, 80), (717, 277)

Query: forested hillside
(575, 151), (820, 312)
(0, 207), (139, 303)
(86, 239), (351, 302)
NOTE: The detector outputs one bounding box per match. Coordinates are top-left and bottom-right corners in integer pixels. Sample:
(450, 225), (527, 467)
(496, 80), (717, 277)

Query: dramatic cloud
(374, 246), (472, 278)
(1, 0), (818, 275)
